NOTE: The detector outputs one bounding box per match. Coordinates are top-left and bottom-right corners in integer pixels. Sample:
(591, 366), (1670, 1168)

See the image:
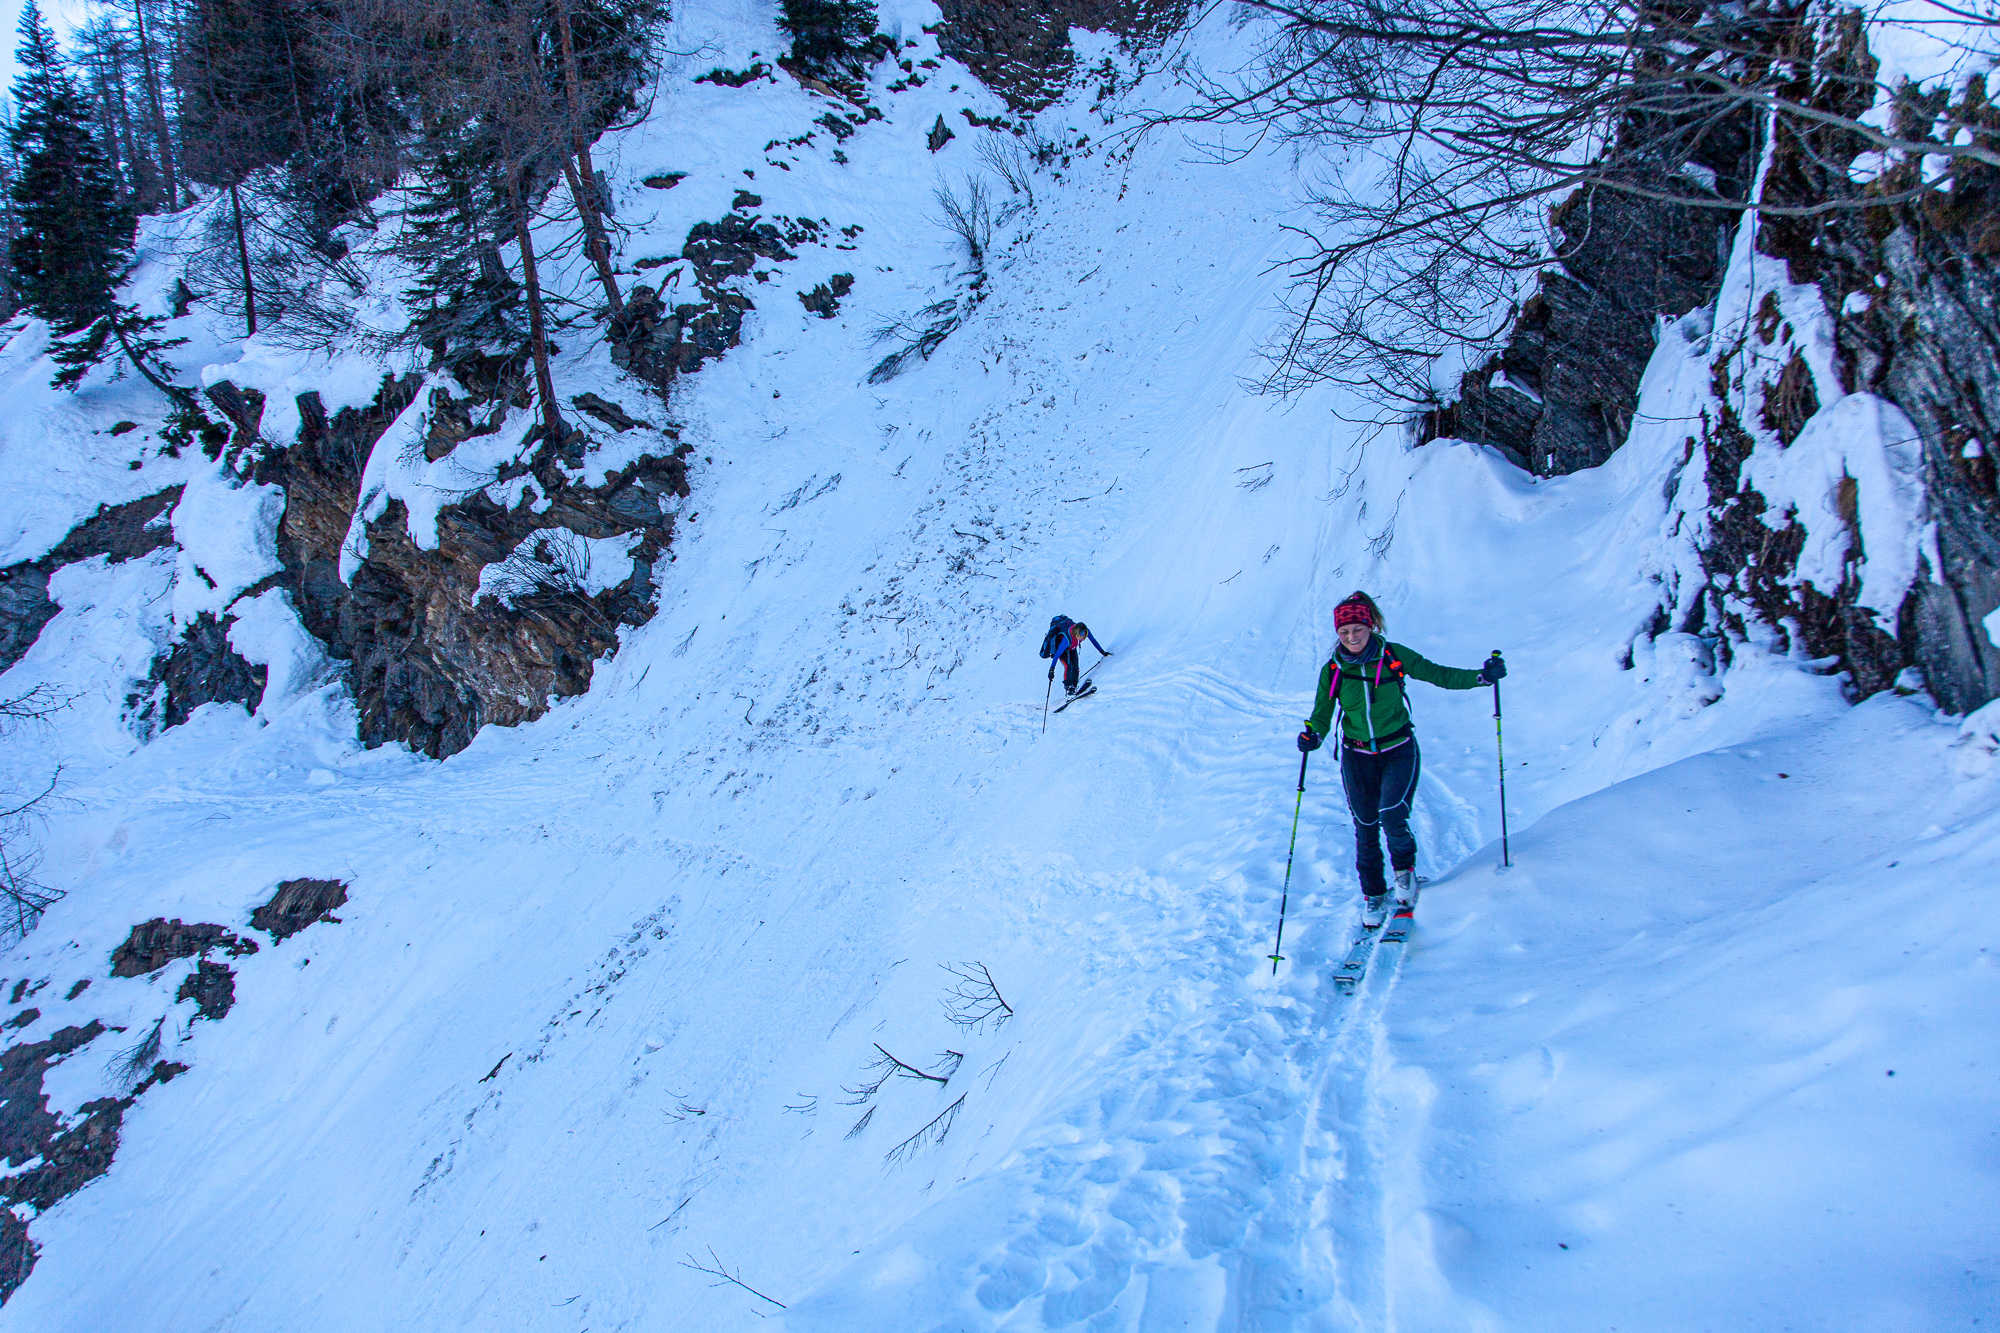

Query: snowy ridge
(0, 2), (1994, 1329)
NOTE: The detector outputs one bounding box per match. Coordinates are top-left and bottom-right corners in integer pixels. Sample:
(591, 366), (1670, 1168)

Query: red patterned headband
(1334, 600), (1375, 630)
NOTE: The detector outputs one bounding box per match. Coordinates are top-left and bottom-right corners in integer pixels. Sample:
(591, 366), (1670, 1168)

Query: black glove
(1479, 653), (1507, 685)
(1297, 727), (1322, 753)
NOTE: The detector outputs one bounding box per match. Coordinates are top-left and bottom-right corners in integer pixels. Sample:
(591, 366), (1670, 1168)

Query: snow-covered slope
(1, 3), (1995, 1329)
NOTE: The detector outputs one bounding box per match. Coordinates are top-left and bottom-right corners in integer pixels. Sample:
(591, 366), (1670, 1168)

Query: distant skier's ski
(1052, 681), (1097, 713)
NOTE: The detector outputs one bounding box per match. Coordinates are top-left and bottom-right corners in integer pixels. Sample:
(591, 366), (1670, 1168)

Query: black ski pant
(1058, 646), (1083, 691)
(1051, 622), (1103, 691)
(1340, 733), (1420, 898)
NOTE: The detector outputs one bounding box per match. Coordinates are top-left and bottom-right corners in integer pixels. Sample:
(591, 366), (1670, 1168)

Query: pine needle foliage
(778, 0), (885, 80)
(7, 2), (136, 335)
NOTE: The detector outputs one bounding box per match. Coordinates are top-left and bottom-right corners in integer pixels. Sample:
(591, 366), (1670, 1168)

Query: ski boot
(1362, 894), (1388, 930)
(1393, 868), (1416, 906)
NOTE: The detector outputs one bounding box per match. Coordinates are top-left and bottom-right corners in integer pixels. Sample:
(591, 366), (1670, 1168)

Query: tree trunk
(230, 183), (258, 336)
(551, 0), (621, 315)
(562, 156), (622, 316)
(92, 79), (126, 188)
(506, 172), (563, 440)
(130, 0), (178, 207)
(110, 318), (193, 409)
(109, 66), (153, 209)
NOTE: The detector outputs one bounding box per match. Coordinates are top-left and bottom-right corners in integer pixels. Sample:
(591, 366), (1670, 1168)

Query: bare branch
(884, 1094), (966, 1166)
(0, 684), (75, 726)
(106, 1016), (165, 1092)
(679, 1247), (786, 1309)
(941, 961), (1015, 1032)
(0, 767), (64, 943)
(841, 1042), (951, 1103)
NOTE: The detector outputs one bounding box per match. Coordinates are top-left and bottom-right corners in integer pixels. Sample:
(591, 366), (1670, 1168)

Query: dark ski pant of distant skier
(1340, 730), (1419, 898)
(1054, 623), (1106, 691)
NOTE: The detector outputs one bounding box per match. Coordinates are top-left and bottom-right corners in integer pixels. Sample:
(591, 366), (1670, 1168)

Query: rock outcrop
(255, 374), (691, 759)
(0, 875), (358, 1302)
(933, 0), (1189, 110)
(609, 207), (829, 394)
(1421, 177), (1747, 474)
(0, 1018), (186, 1304)
(1427, 16), (2000, 712)
(175, 961), (236, 1021)
(0, 489), (180, 674)
(109, 919), (258, 978)
(250, 877), (349, 941)
(128, 610), (269, 733)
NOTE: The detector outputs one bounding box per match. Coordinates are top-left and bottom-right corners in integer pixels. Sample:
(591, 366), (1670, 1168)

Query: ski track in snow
(0, 3), (1996, 1330)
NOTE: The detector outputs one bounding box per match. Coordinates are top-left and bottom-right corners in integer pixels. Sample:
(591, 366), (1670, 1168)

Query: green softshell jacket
(1305, 638), (1483, 747)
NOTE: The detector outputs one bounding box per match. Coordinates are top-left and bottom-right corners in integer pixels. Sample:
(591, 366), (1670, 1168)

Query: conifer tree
(8, 0), (136, 335)
(10, 3), (185, 401)
(778, 0), (883, 80)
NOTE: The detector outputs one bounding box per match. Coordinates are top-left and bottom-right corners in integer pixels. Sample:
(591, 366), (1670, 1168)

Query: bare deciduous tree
(0, 686), (69, 943)
(1162, 0), (1998, 406)
(867, 175), (1008, 382)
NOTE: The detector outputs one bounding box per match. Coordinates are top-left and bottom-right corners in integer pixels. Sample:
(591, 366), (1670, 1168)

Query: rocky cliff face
(1429, 16), (2000, 712)
(253, 376), (690, 759)
(933, 0), (1188, 110)
(1421, 178), (1748, 474)
(1875, 225), (2000, 713)
(1, 373), (688, 763)
(1773, 63), (2000, 713)
(1724, 22), (1999, 711)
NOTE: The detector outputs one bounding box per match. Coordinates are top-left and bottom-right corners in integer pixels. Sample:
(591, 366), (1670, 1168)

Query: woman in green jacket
(1297, 592), (1504, 928)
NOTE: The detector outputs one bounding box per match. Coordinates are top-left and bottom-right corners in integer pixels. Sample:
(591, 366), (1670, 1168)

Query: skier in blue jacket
(1040, 615), (1109, 699)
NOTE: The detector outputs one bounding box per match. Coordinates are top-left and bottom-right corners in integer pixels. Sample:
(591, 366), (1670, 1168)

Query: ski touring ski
(1331, 920), (1380, 992)
(1333, 878), (1425, 994)
(1380, 881), (1421, 946)
(1052, 681), (1097, 712)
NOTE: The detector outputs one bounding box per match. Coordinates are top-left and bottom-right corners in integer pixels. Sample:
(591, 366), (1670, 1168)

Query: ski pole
(1492, 654), (1510, 868)
(1042, 666), (1054, 734)
(1268, 751), (1309, 975)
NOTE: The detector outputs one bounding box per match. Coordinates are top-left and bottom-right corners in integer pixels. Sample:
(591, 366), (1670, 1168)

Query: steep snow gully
(2, 4), (1997, 1330)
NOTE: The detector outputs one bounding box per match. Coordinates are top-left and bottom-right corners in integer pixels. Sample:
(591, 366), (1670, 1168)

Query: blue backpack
(1039, 616), (1076, 659)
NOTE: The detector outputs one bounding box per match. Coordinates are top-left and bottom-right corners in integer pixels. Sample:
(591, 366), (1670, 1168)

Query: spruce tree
(399, 153), (527, 370)
(8, 1), (135, 335)
(777, 0), (883, 80)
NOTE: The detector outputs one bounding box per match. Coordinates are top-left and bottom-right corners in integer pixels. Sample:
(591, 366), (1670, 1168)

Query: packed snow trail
(1, 3), (1996, 1330)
